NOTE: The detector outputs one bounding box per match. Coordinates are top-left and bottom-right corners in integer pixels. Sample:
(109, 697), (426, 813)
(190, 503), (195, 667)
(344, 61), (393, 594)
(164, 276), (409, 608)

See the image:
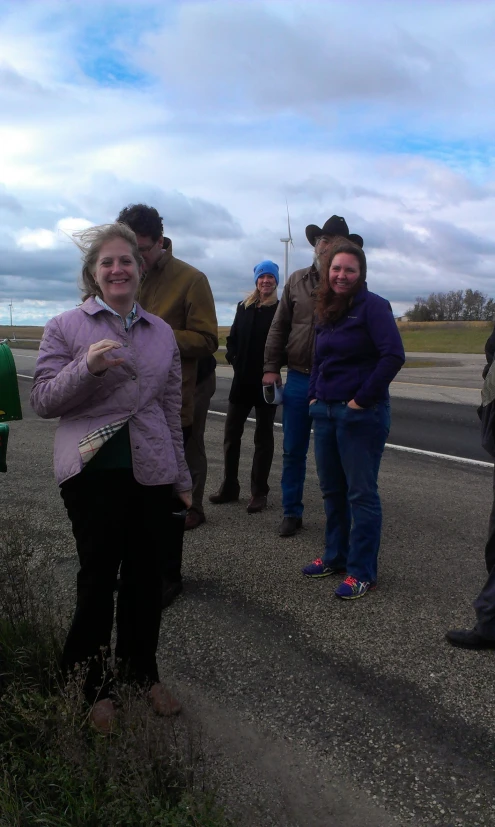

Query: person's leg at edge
(446, 474), (495, 648)
(185, 371), (216, 527)
(310, 401), (349, 571)
(446, 564), (495, 648)
(60, 469), (125, 703)
(484, 466), (495, 573)
(281, 370), (312, 519)
(335, 402), (390, 586)
(250, 404), (277, 498)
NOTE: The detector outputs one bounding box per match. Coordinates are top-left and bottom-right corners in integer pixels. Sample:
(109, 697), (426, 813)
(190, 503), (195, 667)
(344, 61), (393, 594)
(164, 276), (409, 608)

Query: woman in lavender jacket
(31, 223), (191, 732)
(302, 242), (405, 600)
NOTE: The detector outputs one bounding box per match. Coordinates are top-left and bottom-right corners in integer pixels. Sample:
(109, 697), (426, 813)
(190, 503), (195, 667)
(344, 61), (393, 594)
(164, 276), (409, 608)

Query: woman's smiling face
(328, 252), (361, 294)
(94, 238), (141, 308)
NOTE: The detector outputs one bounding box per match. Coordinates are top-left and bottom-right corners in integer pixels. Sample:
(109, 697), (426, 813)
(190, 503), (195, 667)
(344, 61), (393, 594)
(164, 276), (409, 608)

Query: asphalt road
(4, 377), (495, 826)
(11, 348), (490, 463)
(213, 375), (487, 463)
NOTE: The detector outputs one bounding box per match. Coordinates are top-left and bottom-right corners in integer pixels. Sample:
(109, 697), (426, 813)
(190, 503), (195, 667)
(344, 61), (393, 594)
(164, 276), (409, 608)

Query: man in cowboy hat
(263, 215), (363, 537)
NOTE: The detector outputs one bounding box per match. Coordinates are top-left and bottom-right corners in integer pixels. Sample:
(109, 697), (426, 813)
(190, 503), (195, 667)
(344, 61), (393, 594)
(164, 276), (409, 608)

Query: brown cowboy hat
(305, 215), (363, 248)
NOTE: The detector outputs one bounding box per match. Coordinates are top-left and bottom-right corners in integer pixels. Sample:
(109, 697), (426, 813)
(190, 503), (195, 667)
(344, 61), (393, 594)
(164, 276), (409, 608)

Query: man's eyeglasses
(138, 240), (159, 254)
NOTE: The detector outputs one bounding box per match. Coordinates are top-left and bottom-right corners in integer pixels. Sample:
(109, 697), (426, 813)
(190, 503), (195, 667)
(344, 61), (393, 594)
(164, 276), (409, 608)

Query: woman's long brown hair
(316, 242), (367, 325)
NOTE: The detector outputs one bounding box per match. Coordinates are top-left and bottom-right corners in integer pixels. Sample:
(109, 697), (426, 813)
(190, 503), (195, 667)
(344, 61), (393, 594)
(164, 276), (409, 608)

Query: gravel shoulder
(3, 381), (495, 826)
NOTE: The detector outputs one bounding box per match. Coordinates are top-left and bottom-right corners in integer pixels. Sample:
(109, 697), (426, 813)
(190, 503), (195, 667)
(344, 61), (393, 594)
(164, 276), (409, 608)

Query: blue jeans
(311, 400), (390, 583)
(281, 370), (312, 518)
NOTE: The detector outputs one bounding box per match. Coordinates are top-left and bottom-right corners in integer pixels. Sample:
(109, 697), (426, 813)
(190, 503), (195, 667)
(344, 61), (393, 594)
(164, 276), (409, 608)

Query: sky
(1, 0), (495, 327)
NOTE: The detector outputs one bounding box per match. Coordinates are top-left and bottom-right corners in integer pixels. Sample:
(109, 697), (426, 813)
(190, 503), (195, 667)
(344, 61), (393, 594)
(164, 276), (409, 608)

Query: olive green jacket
(138, 239), (218, 427)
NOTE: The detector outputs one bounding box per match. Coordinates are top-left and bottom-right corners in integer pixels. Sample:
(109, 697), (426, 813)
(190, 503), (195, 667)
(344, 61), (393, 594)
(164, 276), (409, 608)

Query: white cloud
(16, 229), (58, 250)
(0, 0), (494, 326)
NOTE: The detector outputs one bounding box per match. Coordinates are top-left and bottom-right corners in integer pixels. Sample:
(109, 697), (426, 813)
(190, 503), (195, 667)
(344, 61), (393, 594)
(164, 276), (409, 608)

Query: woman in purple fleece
(302, 242), (405, 600)
(31, 223), (191, 731)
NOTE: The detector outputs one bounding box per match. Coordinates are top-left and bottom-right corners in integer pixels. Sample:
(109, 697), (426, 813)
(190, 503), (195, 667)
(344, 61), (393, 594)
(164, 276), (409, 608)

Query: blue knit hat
(253, 260), (279, 286)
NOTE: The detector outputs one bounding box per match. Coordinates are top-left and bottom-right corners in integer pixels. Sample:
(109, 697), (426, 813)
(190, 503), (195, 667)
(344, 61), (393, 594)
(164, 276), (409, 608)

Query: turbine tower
(9, 300), (15, 341)
(280, 201), (294, 286)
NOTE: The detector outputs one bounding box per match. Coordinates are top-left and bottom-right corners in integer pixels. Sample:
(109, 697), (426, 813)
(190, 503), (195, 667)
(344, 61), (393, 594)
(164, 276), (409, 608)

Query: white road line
(12, 383), (489, 469)
(385, 443), (492, 468)
(16, 374), (33, 379)
(207, 409), (493, 469)
(11, 352), (38, 359)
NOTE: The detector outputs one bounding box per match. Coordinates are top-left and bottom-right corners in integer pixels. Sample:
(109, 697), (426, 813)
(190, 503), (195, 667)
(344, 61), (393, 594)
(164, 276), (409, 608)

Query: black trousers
(485, 466), (495, 574)
(220, 402), (277, 498)
(161, 425), (192, 584)
(60, 469), (172, 702)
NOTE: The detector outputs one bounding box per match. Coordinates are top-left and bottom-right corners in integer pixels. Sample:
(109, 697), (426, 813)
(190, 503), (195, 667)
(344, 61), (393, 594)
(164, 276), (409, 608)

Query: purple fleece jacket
(309, 285), (405, 408)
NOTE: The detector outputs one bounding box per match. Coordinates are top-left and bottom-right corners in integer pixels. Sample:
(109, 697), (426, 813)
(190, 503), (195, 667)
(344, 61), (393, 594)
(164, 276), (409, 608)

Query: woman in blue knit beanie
(209, 261), (280, 514)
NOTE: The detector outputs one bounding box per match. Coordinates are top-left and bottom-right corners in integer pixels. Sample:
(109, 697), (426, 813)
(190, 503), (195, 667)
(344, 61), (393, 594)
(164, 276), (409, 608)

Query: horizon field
(3, 322), (493, 355)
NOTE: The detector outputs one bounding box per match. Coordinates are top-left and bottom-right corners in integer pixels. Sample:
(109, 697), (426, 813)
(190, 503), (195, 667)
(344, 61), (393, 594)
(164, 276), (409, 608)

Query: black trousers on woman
(60, 468), (172, 702)
(219, 401), (277, 498)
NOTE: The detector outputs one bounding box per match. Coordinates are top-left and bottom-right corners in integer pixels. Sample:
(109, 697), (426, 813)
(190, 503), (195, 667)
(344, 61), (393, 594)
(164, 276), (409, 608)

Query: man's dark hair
(117, 204), (164, 242)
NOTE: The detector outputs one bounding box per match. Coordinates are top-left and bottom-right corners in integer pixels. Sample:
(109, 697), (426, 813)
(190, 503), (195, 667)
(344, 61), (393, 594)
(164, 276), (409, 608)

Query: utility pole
(280, 237), (290, 286)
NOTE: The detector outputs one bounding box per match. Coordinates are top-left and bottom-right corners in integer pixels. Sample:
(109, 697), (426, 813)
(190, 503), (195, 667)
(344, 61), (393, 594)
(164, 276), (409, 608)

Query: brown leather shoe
(149, 683), (182, 716)
(247, 495), (267, 513)
(89, 698), (116, 734)
(185, 509), (206, 530)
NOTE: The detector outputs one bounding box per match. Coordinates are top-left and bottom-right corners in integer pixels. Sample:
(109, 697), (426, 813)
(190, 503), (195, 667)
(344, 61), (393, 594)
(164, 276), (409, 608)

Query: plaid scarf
(78, 419), (128, 465)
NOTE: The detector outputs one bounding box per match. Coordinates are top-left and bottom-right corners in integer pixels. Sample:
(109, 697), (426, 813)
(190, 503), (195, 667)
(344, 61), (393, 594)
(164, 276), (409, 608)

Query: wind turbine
(9, 300), (15, 341)
(280, 201), (294, 286)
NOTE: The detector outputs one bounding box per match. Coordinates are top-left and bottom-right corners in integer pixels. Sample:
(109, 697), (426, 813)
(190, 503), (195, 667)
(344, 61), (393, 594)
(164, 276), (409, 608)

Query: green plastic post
(0, 341), (23, 473)
(0, 342), (22, 423)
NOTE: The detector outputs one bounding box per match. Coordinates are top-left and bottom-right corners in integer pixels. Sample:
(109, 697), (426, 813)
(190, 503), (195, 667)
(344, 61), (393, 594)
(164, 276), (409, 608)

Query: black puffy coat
(226, 300), (279, 407)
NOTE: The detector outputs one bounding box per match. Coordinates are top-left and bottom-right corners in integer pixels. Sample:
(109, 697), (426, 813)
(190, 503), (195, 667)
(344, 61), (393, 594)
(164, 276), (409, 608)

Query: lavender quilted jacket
(30, 297), (191, 490)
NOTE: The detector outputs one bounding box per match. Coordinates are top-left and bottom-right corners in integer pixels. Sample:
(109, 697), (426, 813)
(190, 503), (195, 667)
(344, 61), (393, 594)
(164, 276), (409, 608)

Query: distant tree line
(405, 290), (495, 322)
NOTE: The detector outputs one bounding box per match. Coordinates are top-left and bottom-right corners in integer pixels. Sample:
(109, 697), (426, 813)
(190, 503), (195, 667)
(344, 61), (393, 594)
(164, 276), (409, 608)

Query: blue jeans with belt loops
(310, 399), (390, 584)
(281, 370), (312, 518)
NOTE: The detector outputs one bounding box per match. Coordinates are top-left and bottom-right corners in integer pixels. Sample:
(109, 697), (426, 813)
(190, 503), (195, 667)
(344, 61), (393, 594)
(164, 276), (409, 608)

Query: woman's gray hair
(73, 223), (143, 301)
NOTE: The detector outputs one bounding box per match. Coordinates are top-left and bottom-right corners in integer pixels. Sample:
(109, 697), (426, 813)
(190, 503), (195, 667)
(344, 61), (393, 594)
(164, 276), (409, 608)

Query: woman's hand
(347, 399), (364, 410)
(178, 490), (193, 510)
(87, 340), (125, 375)
(309, 399), (318, 405)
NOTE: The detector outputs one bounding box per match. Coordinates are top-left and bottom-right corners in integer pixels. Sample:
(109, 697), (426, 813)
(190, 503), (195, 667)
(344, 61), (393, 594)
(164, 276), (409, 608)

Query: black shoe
(445, 628), (495, 650)
(278, 516), (303, 537)
(161, 578), (183, 609)
(209, 490), (239, 504)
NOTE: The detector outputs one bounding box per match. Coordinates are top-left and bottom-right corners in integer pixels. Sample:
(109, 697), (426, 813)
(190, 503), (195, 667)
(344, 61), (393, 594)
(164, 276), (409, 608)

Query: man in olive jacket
(263, 215), (363, 537)
(118, 204), (218, 605)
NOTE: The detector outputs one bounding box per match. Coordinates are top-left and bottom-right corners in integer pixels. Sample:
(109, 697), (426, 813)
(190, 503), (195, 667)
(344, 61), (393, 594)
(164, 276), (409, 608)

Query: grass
(217, 327), (230, 349)
(0, 325), (43, 341)
(3, 321), (492, 355)
(0, 522), (232, 827)
(397, 321), (492, 353)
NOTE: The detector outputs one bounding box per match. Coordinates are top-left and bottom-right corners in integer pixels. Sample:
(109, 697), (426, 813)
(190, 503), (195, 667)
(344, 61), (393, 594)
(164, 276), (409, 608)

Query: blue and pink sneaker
(302, 558), (346, 578)
(334, 575), (376, 600)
